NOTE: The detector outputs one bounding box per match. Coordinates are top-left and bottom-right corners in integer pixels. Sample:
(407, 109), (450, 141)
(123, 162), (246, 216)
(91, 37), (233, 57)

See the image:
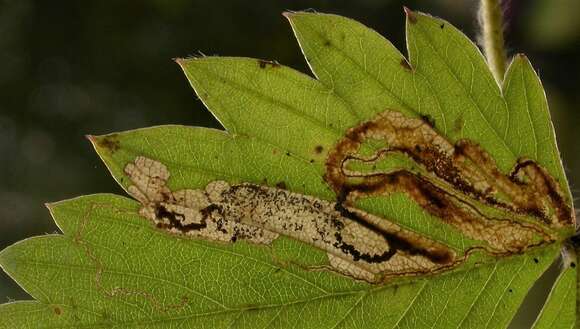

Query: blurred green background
(0, 0), (578, 322)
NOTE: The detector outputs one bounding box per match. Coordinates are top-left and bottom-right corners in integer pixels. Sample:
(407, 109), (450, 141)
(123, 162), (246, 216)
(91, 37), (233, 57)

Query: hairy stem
(479, 0), (507, 83)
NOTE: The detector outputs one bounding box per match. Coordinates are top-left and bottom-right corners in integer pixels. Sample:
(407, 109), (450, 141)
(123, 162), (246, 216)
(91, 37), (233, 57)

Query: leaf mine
(1, 10), (576, 328)
(325, 109), (573, 255)
(125, 156), (461, 283)
(122, 108), (573, 285)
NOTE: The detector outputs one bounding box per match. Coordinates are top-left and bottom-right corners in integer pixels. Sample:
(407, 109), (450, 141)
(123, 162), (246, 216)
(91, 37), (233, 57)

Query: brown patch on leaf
(123, 108), (573, 283)
(53, 306), (62, 315)
(325, 110), (572, 256)
(94, 135), (120, 153)
(258, 59), (281, 69)
(124, 157), (277, 245)
(125, 156), (461, 282)
(314, 145), (324, 154)
(420, 114), (435, 128)
(275, 181), (287, 189)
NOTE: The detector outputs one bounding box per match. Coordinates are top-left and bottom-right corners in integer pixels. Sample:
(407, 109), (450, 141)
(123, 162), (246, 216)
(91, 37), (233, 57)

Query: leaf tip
(282, 10), (303, 26)
(89, 133), (120, 155)
(403, 6), (417, 24)
(173, 57), (186, 66)
(507, 53), (532, 71)
(44, 201), (62, 216)
(282, 9), (314, 19)
(174, 55), (209, 70)
(282, 10), (319, 22)
(85, 134), (100, 152)
(282, 11), (294, 19)
(514, 53), (529, 62)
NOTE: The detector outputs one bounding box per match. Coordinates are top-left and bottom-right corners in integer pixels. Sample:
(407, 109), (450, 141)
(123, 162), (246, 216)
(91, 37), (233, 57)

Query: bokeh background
(1, 0), (579, 326)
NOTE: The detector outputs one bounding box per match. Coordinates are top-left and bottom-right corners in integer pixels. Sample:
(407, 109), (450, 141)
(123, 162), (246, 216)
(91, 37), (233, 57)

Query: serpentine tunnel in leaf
(0, 8), (576, 329)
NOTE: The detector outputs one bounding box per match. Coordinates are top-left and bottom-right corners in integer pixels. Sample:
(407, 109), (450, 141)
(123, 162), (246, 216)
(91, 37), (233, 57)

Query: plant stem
(479, 0), (507, 83)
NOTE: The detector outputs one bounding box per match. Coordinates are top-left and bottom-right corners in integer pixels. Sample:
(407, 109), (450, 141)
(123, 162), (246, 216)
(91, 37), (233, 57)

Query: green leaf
(532, 254), (576, 329)
(503, 54), (571, 197)
(0, 194), (563, 328)
(0, 9), (575, 328)
(88, 125), (335, 199)
(404, 11), (515, 170)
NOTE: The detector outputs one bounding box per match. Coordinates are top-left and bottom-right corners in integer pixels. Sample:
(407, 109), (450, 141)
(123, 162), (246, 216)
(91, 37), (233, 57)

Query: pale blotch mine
(124, 156), (457, 282)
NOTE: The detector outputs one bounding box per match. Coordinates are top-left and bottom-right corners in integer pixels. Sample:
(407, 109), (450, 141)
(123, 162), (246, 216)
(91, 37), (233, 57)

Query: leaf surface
(0, 9), (575, 329)
(503, 54), (570, 194)
(531, 257), (576, 329)
(0, 194), (561, 328)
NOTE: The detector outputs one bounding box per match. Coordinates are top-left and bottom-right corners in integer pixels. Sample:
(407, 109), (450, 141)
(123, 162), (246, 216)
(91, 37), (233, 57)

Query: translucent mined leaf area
(0, 9), (575, 329)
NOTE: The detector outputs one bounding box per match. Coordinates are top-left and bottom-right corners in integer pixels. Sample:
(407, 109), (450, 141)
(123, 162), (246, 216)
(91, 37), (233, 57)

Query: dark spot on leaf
(314, 145), (324, 154)
(53, 306), (62, 315)
(258, 59), (280, 69)
(154, 204), (209, 232)
(310, 159), (315, 163)
(420, 114), (435, 128)
(400, 59), (412, 71)
(275, 181), (287, 189)
(509, 288), (513, 293)
(96, 135), (120, 153)
(285, 151), (291, 156)
(440, 23), (445, 29)
(323, 38), (332, 47)
(533, 258), (539, 263)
